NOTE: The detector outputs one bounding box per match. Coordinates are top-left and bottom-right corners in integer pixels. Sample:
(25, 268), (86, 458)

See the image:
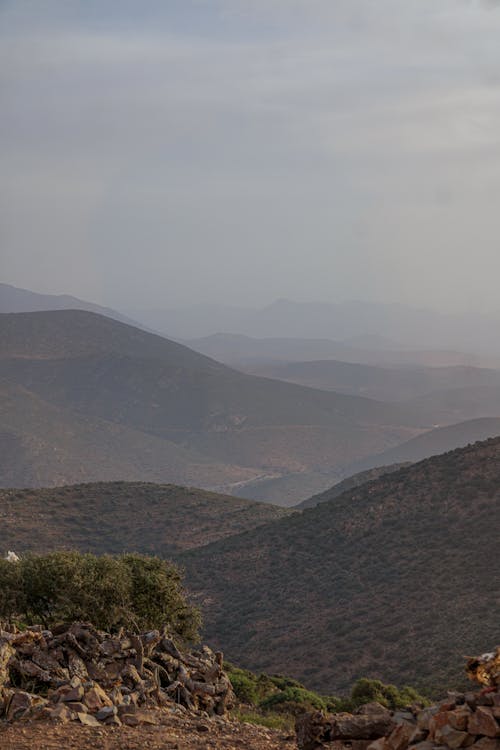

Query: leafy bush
(225, 660), (428, 726)
(259, 686), (327, 714)
(349, 678), (427, 710)
(0, 551), (200, 641)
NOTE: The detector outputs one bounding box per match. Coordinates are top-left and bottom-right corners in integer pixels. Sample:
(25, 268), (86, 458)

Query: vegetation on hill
(0, 380), (255, 489)
(0, 481), (291, 557)
(179, 437), (500, 695)
(226, 662), (426, 718)
(295, 463), (410, 509)
(0, 310), (427, 499)
(0, 551), (200, 639)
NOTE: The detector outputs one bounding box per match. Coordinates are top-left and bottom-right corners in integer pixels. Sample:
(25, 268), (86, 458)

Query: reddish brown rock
(468, 707), (500, 738)
(385, 722), (414, 750)
(435, 724), (471, 748)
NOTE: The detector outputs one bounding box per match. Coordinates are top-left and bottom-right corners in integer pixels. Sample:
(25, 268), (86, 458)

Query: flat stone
(48, 703), (73, 724)
(96, 705), (117, 721)
(77, 712), (101, 727)
(60, 684), (84, 703)
(121, 714), (140, 727)
(104, 715), (122, 726)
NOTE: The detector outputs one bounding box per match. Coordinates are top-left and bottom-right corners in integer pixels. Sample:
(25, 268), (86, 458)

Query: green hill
(179, 437), (500, 695)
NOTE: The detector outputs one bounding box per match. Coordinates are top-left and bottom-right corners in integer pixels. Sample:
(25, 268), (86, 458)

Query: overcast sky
(2, 0), (500, 313)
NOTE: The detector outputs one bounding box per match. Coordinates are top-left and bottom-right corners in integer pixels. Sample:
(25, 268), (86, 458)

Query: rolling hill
(345, 417), (500, 474)
(244, 359), (500, 403)
(0, 310), (427, 496)
(0, 481), (291, 558)
(179, 437), (500, 695)
(0, 379), (255, 489)
(294, 463), (410, 509)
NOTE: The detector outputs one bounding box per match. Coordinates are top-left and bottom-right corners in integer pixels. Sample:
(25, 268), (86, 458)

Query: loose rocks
(0, 622), (234, 726)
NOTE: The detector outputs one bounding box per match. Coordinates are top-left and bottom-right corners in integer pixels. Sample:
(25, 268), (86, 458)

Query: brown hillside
(0, 310), (427, 500)
(179, 437), (500, 695)
(0, 481), (291, 557)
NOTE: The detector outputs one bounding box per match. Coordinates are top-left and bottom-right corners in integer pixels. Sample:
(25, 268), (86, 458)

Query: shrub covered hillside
(180, 436), (500, 695)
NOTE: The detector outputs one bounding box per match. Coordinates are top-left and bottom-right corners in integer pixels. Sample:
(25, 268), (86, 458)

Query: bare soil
(0, 710), (296, 750)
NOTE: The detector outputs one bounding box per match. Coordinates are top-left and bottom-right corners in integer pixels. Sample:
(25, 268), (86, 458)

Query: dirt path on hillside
(0, 711), (297, 750)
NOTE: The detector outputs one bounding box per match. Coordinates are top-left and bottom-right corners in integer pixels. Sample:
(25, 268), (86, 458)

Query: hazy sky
(2, 0), (500, 313)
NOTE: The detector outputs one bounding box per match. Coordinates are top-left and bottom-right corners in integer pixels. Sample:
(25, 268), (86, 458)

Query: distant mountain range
(179, 436), (500, 695)
(0, 481), (291, 559)
(0, 310), (426, 496)
(185, 333), (480, 369)
(129, 299), (500, 359)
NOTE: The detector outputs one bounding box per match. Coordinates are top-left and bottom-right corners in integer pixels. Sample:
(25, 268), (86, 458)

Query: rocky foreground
(297, 687), (500, 750)
(2, 622), (500, 750)
(0, 621), (234, 724)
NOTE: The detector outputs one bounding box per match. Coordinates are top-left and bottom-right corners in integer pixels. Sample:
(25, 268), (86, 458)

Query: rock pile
(296, 690), (500, 750)
(0, 621), (234, 726)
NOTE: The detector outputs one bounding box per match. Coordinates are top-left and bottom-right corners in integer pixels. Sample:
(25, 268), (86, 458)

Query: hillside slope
(0, 380), (255, 489)
(0, 481), (291, 558)
(245, 359), (500, 403)
(0, 310), (426, 495)
(295, 463), (410, 509)
(0, 282), (137, 326)
(179, 437), (500, 695)
(346, 417), (500, 474)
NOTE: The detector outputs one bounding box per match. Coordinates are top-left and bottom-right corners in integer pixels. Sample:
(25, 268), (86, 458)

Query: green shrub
(0, 550), (200, 641)
(225, 665), (259, 705)
(259, 686), (327, 714)
(350, 678), (427, 710)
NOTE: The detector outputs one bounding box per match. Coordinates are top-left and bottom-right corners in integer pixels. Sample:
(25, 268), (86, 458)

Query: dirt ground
(0, 710), (297, 750)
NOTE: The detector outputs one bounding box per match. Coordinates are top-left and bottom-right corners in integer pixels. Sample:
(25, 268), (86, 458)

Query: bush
(259, 686), (327, 714)
(349, 678), (427, 710)
(0, 551), (200, 641)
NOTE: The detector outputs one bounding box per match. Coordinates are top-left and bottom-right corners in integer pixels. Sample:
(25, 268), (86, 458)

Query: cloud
(2, 0), (500, 312)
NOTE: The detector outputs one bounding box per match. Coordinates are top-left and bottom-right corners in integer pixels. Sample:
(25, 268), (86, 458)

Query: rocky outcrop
(0, 622), (234, 726)
(296, 690), (500, 750)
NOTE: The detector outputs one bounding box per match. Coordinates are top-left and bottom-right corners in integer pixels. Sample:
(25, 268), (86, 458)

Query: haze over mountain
(131, 300), (500, 361)
(344, 417), (500, 475)
(180, 436), (500, 695)
(184, 332), (481, 370)
(241, 360), (500, 403)
(0, 310), (426, 498)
